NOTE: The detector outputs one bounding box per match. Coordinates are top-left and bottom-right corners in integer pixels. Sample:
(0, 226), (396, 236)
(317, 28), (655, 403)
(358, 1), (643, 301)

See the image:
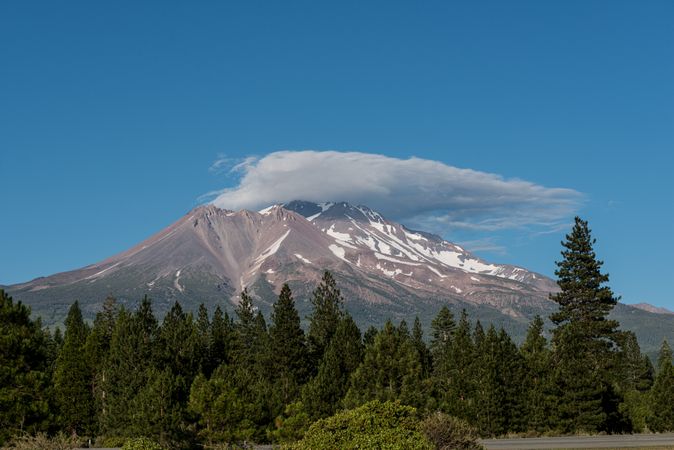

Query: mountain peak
(282, 200), (385, 223)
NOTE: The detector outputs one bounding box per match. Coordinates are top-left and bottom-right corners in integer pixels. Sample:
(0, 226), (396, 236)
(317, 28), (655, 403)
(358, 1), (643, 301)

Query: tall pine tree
(520, 316), (551, 432)
(268, 284), (309, 405)
(53, 301), (94, 435)
(302, 313), (364, 419)
(0, 290), (51, 444)
(648, 340), (674, 431)
(549, 217), (622, 433)
(307, 271), (344, 367)
(344, 320), (423, 409)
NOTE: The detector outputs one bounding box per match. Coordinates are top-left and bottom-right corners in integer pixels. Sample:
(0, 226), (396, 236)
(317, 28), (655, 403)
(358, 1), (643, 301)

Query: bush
(96, 436), (127, 447)
(1, 432), (80, 450)
(269, 401), (312, 443)
(287, 400), (433, 450)
(122, 437), (165, 450)
(420, 412), (484, 450)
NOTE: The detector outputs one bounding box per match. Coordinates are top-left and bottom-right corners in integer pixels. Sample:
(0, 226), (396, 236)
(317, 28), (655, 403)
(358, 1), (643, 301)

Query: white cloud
(207, 150), (583, 233)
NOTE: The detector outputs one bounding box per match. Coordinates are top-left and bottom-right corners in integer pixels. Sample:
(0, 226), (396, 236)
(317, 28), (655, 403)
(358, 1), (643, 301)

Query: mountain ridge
(3, 200), (673, 353)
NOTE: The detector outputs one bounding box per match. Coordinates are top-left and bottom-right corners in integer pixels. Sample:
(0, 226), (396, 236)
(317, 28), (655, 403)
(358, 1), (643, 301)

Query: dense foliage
(1, 218), (673, 448)
(287, 400), (434, 450)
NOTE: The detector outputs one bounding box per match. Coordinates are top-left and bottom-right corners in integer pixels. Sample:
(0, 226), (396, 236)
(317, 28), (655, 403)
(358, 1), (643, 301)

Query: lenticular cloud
(208, 150), (582, 232)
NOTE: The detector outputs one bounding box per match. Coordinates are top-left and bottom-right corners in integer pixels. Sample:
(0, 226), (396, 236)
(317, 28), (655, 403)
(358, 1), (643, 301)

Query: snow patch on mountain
(294, 253), (312, 264)
(253, 230), (291, 266)
(328, 244), (348, 262)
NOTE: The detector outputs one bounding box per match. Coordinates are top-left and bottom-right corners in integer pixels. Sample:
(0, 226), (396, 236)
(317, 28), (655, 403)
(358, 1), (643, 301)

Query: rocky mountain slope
(4, 201), (672, 352)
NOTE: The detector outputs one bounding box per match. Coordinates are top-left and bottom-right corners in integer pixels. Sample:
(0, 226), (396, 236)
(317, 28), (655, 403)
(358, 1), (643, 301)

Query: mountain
(631, 303), (674, 315)
(4, 201), (673, 353)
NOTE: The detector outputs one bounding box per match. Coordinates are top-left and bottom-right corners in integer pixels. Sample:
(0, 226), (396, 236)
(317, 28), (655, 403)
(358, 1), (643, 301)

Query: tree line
(1, 217), (674, 449)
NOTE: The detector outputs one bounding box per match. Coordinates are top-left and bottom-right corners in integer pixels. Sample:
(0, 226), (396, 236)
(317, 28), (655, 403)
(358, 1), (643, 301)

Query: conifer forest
(2, 218), (674, 449)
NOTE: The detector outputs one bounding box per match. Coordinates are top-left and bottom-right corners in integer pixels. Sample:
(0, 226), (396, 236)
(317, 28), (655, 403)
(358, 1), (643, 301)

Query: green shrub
(121, 437), (165, 450)
(96, 436), (127, 447)
(269, 401), (312, 443)
(1, 432), (80, 450)
(287, 400), (433, 450)
(420, 412), (484, 450)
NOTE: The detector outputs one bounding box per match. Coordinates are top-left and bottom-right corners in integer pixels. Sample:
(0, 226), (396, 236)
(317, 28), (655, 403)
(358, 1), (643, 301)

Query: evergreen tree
(615, 331), (654, 393)
(344, 321), (423, 408)
(195, 303), (212, 376)
(363, 326), (378, 347)
(189, 365), (258, 445)
(229, 289), (275, 441)
(520, 316), (551, 432)
(496, 328), (526, 434)
(268, 284), (309, 404)
(157, 302), (199, 383)
(472, 326), (524, 436)
(210, 305), (233, 372)
(132, 367), (190, 448)
(445, 310), (476, 422)
(473, 321), (485, 349)
(549, 217), (622, 433)
(53, 301), (94, 435)
(307, 271), (344, 366)
(232, 289), (257, 368)
(0, 290), (51, 444)
(84, 296), (118, 433)
(412, 316), (432, 377)
(302, 314), (364, 419)
(550, 217), (620, 360)
(473, 326), (504, 436)
(429, 306), (455, 363)
(648, 340), (674, 431)
(100, 297), (158, 437)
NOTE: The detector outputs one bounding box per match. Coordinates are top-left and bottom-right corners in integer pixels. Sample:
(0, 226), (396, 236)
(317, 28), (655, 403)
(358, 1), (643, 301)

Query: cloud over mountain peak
(208, 150), (583, 234)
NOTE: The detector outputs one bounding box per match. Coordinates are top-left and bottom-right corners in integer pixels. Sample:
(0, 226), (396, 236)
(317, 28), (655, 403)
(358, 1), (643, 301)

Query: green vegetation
(1, 217), (673, 449)
(0, 433), (79, 450)
(287, 400), (434, 450)
(122, 437), (165, 450)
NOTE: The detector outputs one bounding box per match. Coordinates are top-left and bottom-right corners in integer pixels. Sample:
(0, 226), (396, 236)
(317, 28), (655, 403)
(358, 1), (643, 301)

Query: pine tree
(268, 284), (309, 404)
(472, 326), (524, 436)
(0, 290), (51, 444)
(53, 301), (94, 435)
(232, 289), (257, 368)
(132, 367), (190, 447)
(302, 313), (364, 419)
(210, 306), (233, 372)
(412, 317), (432, 377)
(195, 303), (212, 376)
(189, 365), (257, 445)
(474, 326), (504, 436)
(548, 217), (622, 433)
(157, 302), (199, 383)
(229, 289), (275, 441)
(615, 331), (654, 393)
(307, 271), (344, 367)
(648, 340), (674, 431)
(344, 320), (423, 409)
(429, 306), (455, 363)
(520, 316), (551, 432)
(100, 297), (159, 437)
(84, 296), (118, 433)
(363, 326), (378, 347)
(550, 217), (620, 355)
(446, 310), (476, 421)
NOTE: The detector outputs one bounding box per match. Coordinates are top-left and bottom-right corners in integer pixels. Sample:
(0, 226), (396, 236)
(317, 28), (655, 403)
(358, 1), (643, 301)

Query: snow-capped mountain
(5, 201), (674, 352)
(282, 200), (555, 291)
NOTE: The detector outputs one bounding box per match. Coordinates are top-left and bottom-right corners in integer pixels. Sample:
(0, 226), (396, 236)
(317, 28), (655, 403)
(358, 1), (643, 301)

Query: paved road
(482, 433), (674, 449)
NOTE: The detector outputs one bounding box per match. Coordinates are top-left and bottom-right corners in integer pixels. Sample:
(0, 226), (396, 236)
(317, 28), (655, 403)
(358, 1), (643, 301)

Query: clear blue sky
(1, 1), (672, 308)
